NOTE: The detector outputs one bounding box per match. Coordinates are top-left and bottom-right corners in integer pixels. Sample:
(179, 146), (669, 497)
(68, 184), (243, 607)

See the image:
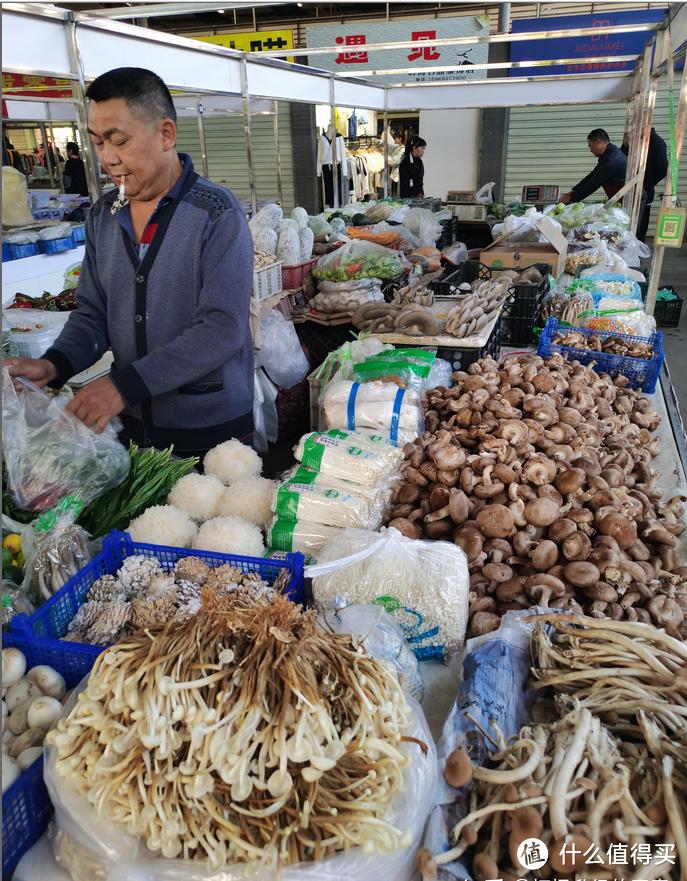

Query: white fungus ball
(192, 516), (265, 558)
(203, 440), (262, 486)
(217, 477), (276, 528)
(167, 473), (227, 523)
(127, 505), (199, 549)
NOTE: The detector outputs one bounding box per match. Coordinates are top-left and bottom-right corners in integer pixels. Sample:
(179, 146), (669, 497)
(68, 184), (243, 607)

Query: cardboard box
(480, 215), (568, 277)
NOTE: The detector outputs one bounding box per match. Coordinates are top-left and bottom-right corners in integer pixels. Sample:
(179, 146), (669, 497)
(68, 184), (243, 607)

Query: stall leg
(196, 95), (209, 179)
(383, 108), (389, 199)
(329, 75), (339, 210)
(46, 105), (64, 194)
(240, 56), (257, 218)
(273, 101), (283, 207)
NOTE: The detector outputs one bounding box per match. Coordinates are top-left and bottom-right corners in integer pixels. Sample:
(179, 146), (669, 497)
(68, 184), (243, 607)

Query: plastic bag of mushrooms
(385, 352), (687, 641)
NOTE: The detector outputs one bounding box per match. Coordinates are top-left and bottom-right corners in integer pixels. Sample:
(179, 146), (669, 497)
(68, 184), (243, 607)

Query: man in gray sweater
(4, 67), (255, 460)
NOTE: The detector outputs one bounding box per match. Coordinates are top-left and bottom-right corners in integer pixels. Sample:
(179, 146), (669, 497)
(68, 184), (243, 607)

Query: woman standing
(399, 137), (426, 199)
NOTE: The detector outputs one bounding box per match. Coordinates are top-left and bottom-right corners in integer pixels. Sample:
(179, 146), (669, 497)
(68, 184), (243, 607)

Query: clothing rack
(344, 135), (378, 149)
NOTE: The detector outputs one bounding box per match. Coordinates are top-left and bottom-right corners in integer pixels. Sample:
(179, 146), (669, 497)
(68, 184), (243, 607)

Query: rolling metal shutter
(504, 74), (686, 235)
(175, 101), (295, 212)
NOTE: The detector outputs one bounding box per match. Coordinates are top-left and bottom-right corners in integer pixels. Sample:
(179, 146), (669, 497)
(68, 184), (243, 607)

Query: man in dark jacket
(560, 129), (630, 204)
(621, 127), (668, 242)
(4, 67), (255, 460)
(63, 142), (89, 197)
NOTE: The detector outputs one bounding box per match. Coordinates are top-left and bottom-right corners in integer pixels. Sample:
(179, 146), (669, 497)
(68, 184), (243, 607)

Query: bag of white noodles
(272, 472), (386, 531)
(308, 526), (470, 660)
(294, 428), (404, 485)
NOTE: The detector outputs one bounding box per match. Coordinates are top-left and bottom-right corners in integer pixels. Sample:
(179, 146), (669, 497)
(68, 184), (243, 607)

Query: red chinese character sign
(2, 74), (73, 99)
(306, 16), (489, 84)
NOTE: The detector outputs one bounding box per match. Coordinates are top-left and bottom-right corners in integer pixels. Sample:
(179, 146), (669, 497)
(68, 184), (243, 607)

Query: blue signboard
(509, 9), (667, 78)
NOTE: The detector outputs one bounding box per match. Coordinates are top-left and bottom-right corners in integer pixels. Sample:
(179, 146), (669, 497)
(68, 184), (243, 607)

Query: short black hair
(587, 128), (609, 143)
(66, 142), (79, 156)
(86, 68), (176, 124)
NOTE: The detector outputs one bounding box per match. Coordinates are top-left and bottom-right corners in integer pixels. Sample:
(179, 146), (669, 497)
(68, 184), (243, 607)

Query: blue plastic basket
(71, 224), (85, 244)
(38, 234), (76, 255)
(7, 242), (40, 260)
(1, 631), (98, 877)
(537, 318), (664, 393)
(2, 242), (11, 262)
(11, 531), (306, 658)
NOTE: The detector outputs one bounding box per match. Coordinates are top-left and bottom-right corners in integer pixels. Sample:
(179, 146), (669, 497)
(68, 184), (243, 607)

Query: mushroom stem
(663, 757), (687, 881)
(549, 709), (592, 841)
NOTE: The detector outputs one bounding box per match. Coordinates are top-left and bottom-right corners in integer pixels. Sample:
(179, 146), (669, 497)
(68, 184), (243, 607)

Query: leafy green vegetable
(77, 443), (199, 538)
(2, 459), (38, 525)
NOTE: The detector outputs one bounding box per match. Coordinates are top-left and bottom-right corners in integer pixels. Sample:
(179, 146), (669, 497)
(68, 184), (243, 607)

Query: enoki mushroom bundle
(46, 588), (423, 874)
(419, 708), (686, 881)
(531, 614), (687, 764)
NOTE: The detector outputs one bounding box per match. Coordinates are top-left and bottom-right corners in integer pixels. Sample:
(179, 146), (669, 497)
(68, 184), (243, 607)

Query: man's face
(588, 138), (606, 157)
(87, 97), (176, 201)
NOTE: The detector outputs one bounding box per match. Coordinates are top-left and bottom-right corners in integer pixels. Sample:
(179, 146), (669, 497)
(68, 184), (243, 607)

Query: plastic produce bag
(580, 307), (656, 338)
(441, 241), (468, 265)
(283, 463), (394, 504)
(299, 227), (314, 262)
(2, 370), (130, 512)
(62, 262), (82, 290)
(294, 429), (404, 485)
(426, 357), (453, 389)
(253, 366), (279, 454)
(308, 526), (470, 660)
(495, 207), (562, 243)
(475, 181), (495, 204)
(291, 206), (309, 230)
(308, 214), (333, 236)
(2, 512), (37, 603)
(5, 308), (70, 354)
(271, 477), (383, 530)
(38, 222), (73, 241)
(313, 239), (403, 281)
(2, 165), (33, 225)
(3, 230), (39, 244)
(253, 227), (278, 255)
(25, 496), (91, 602)
(248, 203), (282, 239)
(254, 310), (309, 389)
(353, 347), (436, 394)
(403, 208), (452, 247)
(321, 380), (424, 446)
(267, 516), (342, 556)
(43, 684), (436, 881)
(321, 604), (424, 702)
(584, 272), (642, 302)
(309, 286), (383, 314)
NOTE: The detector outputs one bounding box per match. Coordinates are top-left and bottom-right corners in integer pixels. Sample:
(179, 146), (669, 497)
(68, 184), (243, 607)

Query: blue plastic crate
(2, 242), (11, 262)
(11, 531), (306, 657)
(1, 632), (98, 877)
(537, 317), (664, 393)
(7, 242), (40, 260)
(38, 234), (76, 255)
(71, 224), (85, 244)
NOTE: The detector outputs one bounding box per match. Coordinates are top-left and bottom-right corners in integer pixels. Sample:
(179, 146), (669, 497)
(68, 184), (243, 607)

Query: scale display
(446, 191), (477, 204)
(521, 185), (561, 203)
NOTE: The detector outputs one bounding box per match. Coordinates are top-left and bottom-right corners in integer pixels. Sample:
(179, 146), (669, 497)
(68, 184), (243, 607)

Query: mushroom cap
(524, 497), (560, 527)
(599, 512), (637, 550)
(564, 561), (601, 588)
(388, 518), (421, 540)
(470, 611), (501, 636)
(476, 505), (514, 539)
(562, 531), (592, 561)
(444, 748), (473, 788)
(496, 577), (529, 603)
(547, 519), (578, 545)
(525, 573), (566, 597)
(582, 581), (619, 603)
(530, 540), (559, 571)
(482, 562), (513, 583)
(555, 467), (587, 495)
(417, 848), (438, 879)
(473, 853), (500, 881)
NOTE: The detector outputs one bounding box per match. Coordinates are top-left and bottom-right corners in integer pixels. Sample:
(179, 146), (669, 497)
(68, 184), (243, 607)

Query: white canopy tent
(2, 0), (686, 295)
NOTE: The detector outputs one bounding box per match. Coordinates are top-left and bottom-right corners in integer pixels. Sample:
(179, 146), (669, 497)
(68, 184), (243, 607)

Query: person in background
(559, 129), (629, 205)
(63, 142), (89, 196)
(621, 127), (668, 243)
(399, 136), (426, 199)
(3, 136), (25, 173)
(4, 66), (255, 461)
(389, 132), (405, 197)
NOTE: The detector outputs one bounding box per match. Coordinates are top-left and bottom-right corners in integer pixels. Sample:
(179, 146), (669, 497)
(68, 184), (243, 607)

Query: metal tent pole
(645, 35), (687, 318)
(196, 95), (209, 178)
(329, 74), (339, 209)
(65, 16), (101, 203)
(46, 105), (65, 193)
(272, 100), (283, 206)
(383, 106), (389, 199)
(626, 44), (653, 233)
(240, 56), (257, 217)
(629, 32), (662, 234)
(39, 121), (55, 189)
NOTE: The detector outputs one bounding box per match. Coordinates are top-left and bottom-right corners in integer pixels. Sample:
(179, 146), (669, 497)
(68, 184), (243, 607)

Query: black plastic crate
(436, 217), (457, 251)
(640, 284), (683, 328)
(428, 265), (466, 297)
(437, 316), (502, 371)
(295, 322), (355, 369)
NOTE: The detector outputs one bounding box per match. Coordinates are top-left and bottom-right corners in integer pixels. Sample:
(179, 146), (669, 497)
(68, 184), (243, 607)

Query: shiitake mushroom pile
(386, 353), (687, 639)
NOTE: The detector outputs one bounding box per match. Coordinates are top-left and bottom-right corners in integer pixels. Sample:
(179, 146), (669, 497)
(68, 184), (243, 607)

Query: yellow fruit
(3, 534), (21, 555)
(11, 560), (20, 568)
(16, 552), (25, 568)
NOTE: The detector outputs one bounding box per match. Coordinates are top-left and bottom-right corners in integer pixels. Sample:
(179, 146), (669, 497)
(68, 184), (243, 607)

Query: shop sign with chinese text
(509, 9), (666, 77)
(2, 73), (73, 99)
(305, 16), (489, 84)
(194, 30), (294, 63)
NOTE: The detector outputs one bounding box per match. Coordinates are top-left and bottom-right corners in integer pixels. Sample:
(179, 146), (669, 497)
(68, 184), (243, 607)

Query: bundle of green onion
(77, 443), (198, 538)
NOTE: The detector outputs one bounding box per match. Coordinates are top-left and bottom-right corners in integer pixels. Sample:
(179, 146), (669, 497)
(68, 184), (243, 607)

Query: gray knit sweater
(44, 163), (254, 449)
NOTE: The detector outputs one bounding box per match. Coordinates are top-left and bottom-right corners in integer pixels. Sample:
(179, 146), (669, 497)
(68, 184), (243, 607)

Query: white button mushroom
(5, 679), (42, 713)
(2, 753), (20, 792)
(17, 746), (43, 772)
(26, 665), (66, 700)
(9, 728), (46, 758)
(2, 648), (26, 688)
(27, 697), (62, 731)
(7, 701), (32, 736)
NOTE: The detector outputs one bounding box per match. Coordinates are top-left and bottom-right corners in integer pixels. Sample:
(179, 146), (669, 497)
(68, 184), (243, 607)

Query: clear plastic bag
(291, 206), (309, 231)
(294, 429), (404, 485)
(6, 309), (70, 360)
(308, 527), (470, 660)
(495, 207), (562, 243)
(426, 357), (453, 389)
(2, 370), (131, 513)
(253, 367), (279, 454)
(580, 308), (656, 338)
(37, 222), (73, 241)
(272, 477), (383, 530)
(584, 272), (643, 302)
(321, 380), (424, 446)
(3, 230), (39, 244)
(2, 166), (33, 225)
(320, 604), (425, 702)
(309, 285), (383, 314)
(313, 239), (403, 282)
(2, 512), (38, 604)
(26, 497), (91, 602)
(441, 241), (468, 265)
(267, 516), (342, 556)
(352, 348), (436, 394)
(62, 262), (82, 290)
(43, 684), (436, 881)
(283, 464), (394, 504)
(254, 310), (309, 389)
(475, 182), (495, 204)
(403, 208), (452, 248)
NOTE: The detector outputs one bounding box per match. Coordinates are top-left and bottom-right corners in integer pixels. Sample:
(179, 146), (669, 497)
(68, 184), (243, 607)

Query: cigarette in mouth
(119, 175), (125, 199)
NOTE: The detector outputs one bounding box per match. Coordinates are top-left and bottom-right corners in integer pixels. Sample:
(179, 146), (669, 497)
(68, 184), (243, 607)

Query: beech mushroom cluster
(351, 302), (439, 337)
(386, 353), (687, 638)
(417, 705), (685, 880)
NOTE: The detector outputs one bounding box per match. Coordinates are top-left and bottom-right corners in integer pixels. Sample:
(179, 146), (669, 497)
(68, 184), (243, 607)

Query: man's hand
(3, 357), (58, 391)
(623, 130), (630, 148)
(65, 376), (126, 434)
(559, 192), (572, 205)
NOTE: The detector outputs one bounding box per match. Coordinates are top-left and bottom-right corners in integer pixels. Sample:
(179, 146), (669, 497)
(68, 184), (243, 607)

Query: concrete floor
(652, 243), (687, 416)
